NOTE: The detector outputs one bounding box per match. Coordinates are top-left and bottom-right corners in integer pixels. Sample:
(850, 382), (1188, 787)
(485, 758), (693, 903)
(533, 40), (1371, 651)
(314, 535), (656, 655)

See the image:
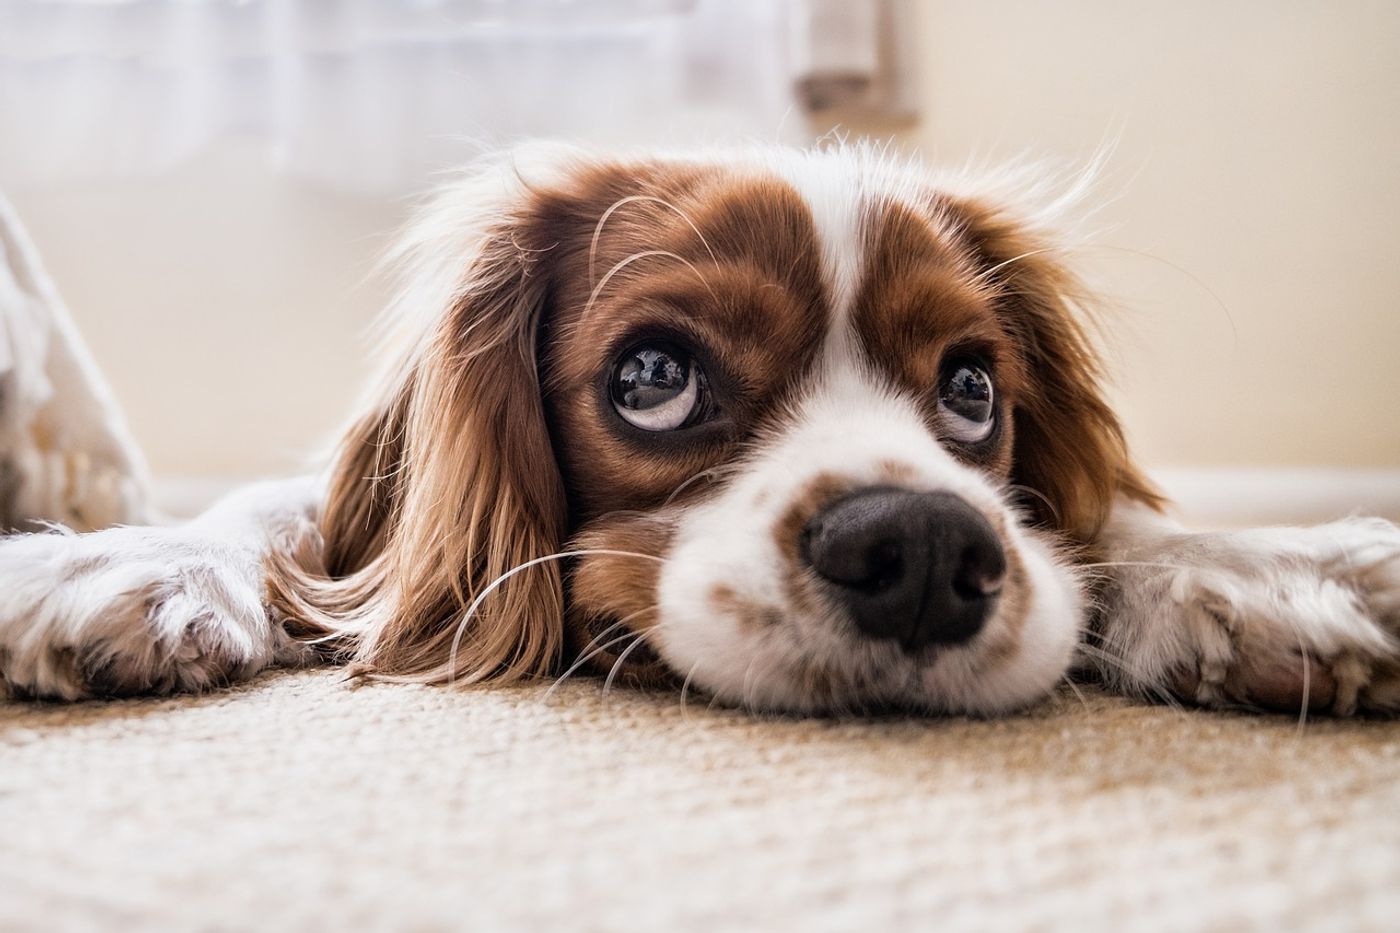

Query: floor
(4, 670), (1398, 931)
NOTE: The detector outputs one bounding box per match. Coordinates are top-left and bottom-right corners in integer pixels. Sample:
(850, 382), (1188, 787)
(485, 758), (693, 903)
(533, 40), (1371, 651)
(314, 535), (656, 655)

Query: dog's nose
(799, 487), (1006, 651)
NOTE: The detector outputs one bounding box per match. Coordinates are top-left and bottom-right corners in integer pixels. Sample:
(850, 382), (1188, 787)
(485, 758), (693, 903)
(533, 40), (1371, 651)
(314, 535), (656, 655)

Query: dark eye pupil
(614, 346), (689, 410)
(940, 364), (993, 423)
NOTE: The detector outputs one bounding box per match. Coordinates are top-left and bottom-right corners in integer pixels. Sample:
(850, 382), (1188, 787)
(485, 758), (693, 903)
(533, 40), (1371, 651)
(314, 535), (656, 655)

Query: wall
(11, 143), (397, 479)
(897, 0), (1400, 468)
(8, 1), (1399, 485)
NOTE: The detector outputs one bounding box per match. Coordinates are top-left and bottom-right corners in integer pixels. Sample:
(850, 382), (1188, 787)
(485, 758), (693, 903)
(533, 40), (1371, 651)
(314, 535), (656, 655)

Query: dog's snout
(799, 487), (1006, 651)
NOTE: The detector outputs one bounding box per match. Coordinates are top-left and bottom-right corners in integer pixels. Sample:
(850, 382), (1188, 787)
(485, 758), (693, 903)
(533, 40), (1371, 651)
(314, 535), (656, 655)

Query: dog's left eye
(938, 359), (995, 443)
(610, 341), (711, 431)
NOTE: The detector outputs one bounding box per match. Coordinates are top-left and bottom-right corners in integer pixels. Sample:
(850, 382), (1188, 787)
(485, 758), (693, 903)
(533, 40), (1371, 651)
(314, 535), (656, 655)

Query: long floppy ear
(270, 164), (568, 684)
(949, 196), (1163, 544)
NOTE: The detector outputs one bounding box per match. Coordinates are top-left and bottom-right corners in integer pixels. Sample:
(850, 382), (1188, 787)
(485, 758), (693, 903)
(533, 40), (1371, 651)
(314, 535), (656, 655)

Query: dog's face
(281, 146), (1155, 716)
(546, 158), (1088, 715)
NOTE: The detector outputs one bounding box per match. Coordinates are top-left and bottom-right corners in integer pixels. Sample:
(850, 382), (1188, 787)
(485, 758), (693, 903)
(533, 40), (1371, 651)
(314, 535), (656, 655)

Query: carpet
(3, 671), (1398, 932)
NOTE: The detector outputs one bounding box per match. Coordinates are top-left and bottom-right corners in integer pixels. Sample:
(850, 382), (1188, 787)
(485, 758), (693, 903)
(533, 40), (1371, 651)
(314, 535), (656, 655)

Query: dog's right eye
(610, 341), (712, 431)
(937, 357), (996, 444)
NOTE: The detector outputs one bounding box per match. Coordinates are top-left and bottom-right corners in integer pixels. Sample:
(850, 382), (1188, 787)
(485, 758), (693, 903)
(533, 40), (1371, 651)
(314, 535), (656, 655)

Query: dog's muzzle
(799, 487), (1006, 651)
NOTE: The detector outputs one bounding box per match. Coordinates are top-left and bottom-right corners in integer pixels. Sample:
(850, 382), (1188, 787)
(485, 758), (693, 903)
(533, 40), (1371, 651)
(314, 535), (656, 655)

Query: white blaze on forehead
(762, 152), (868, 368)
(643, 145), (1086, 714)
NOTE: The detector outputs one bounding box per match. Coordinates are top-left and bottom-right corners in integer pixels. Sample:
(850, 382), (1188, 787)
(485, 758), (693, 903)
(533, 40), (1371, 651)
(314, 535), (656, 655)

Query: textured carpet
(3, 671), (1398, 932)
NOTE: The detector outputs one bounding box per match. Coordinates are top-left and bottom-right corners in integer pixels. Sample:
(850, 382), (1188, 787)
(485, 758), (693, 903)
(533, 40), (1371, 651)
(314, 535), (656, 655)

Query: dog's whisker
(590, 463), (740, 527)
(447, 549), (664, 685)
(542, 622), (628, 699)
(1072, 243), (1239, 348)
(543, 630), (640, 702)
(544, 603), (662, 698)
(582, 249), (718, 324)
(1061, 673), (1091, 712)
(1077, 560), (1192, 572)
(679, 659), (704, 719)
(968, 246), (1065, 289)
(662, 467), (731, 507)
(1076, 637), (1140, 677)
(1003, 483), (1061, 525)
(588, 194), (719, 287)
(602, 629), (655, 697)
(1297, 637), (1312, 735)
(1080, 634), (1189, 717)
(1265, 608), (1317, 733)
(739, 650), (765, 715)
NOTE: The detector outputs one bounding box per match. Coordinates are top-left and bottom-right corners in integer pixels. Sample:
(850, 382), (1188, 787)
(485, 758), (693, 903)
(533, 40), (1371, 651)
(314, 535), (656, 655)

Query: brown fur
(270, 192), (571, 683)
(852, 199), (1025, 478)
(940, 196), (1163, 542)
(266, 150), (1160, 692)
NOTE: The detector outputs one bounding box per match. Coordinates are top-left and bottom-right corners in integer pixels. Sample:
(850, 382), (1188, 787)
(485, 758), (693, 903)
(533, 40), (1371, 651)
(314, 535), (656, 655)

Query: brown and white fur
(2, 143), (1398, 716)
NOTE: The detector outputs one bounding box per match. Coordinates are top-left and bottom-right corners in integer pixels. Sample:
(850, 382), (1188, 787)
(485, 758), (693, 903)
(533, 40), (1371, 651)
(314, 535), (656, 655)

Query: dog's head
(274, 144), (1159, 715)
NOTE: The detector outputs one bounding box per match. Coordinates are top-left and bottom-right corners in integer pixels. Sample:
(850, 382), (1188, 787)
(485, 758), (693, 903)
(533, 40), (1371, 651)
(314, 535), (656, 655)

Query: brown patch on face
(518, 161), (843, 685)
(772, 472), (855, 567)
(564, 510), (678, 688)
(708, 583), (782, 633)
(771, 471), (858, 618)
(851, 199), (1025, 479)
(536, 165), (831, 524)
(934, 195), (1164, 542)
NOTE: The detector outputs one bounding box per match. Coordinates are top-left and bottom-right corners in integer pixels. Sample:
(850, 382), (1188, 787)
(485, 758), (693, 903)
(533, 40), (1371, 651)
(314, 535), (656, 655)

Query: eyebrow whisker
(589, 194), (720, 287)
(580, 250), (719, 329)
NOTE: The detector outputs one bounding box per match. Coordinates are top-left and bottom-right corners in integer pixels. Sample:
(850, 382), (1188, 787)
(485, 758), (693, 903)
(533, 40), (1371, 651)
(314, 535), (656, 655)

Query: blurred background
(1, 0), (1396, 522)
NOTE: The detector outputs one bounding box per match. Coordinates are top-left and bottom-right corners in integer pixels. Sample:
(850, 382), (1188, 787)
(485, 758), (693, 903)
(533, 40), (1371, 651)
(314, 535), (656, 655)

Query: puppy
(2, 143), (1398, 715)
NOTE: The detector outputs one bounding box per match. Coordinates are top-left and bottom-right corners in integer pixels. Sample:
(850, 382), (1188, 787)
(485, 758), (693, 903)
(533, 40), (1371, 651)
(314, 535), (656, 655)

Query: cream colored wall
(11, 143), (398, 479)
(8, 1), (1399, 482)
(893, 1), (1400, 468)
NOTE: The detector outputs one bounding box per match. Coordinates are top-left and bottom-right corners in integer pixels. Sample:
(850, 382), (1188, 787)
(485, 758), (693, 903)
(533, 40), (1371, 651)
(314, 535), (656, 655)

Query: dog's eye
(938, 359), (995, 443)
(610, 341), (710, 431)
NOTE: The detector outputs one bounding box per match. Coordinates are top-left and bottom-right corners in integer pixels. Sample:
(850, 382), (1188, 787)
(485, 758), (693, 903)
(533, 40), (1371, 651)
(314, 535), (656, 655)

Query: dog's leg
(1087, 499), (1400, 715)
(0, 476), (323, 700)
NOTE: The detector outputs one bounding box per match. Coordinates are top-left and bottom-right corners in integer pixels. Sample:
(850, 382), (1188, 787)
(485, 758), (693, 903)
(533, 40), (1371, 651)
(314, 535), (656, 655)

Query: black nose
(799, 487), (1006, 651)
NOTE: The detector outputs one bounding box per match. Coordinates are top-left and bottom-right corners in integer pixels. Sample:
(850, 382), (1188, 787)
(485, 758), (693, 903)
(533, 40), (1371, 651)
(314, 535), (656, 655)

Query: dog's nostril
(952, 544), (1006, 600)
(800, 487), (1005, 651)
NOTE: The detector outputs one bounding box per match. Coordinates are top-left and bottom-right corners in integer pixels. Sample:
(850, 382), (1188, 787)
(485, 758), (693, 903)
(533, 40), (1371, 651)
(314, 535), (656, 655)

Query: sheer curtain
(0, 0), (911, 194)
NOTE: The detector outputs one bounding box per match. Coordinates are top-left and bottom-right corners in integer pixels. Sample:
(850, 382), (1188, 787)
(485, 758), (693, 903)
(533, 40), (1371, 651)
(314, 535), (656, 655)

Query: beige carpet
(3, 671), (1398, 932)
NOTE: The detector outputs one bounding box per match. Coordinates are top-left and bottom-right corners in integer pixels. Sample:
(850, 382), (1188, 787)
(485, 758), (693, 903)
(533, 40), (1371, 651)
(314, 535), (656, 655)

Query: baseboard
(153, 468), (1400, 526)
(1151, 467), (1400, 528)
(152, 475), (261, 519)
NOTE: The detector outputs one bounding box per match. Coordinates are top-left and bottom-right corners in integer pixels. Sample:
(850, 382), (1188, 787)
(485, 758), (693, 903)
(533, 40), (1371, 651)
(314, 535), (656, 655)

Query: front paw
(1097, 517), (1400, 716)
(0, 526), (305, 700)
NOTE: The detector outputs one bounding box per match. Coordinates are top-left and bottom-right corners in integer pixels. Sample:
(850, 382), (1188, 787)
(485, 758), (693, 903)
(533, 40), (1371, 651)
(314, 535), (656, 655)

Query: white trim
(152, 475), (258, 520)
(1153, 467), (1400, 528)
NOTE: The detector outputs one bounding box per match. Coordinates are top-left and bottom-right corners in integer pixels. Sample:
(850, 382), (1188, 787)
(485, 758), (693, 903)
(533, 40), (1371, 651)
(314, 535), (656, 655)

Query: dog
(2, 143), (1398, 715)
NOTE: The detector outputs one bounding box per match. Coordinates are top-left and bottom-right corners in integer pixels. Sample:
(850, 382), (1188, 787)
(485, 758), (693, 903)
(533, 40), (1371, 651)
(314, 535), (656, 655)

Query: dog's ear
(949, 196), (1163, 543)
(271, 167), (568, 683)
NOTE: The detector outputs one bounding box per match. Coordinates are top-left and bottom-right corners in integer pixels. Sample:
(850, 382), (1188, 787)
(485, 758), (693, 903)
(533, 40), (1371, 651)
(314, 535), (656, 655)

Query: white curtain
(0, 0), (909, 194)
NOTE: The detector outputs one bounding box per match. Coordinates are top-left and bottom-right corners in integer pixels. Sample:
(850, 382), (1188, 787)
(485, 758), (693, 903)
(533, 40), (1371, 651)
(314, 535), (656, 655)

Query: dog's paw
(0, 525), (308, 700)
(1095, 517), (1400, 716)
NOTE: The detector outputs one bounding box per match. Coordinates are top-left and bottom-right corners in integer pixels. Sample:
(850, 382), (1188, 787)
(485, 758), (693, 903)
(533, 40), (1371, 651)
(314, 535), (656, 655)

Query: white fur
(1091, 500), (1400, 714)
(0, 477), (321, 699)
(651, 152), (1083, 714)
(656, 346), (1083, 715)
